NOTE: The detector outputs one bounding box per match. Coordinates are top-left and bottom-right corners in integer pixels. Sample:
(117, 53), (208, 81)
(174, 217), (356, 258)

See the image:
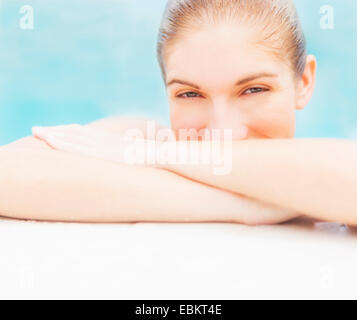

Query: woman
(1, 0), (357, 225)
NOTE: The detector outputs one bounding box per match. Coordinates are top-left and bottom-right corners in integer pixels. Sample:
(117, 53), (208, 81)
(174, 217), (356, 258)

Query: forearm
(161, 138), (357, 224)
(0, 140), (295, 224)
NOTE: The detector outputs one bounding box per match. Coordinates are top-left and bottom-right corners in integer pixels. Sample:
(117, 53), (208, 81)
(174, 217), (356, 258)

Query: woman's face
(165, 23), (301, 140)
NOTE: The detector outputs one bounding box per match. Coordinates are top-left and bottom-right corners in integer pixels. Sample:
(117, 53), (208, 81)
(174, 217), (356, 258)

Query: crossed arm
(161, 138), (357, 225)
(30, 116), (357, 225)
(0, 117), (298, 224)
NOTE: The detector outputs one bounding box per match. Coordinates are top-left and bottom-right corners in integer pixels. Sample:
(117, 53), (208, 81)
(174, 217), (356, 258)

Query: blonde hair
(157, 0), (307, 82)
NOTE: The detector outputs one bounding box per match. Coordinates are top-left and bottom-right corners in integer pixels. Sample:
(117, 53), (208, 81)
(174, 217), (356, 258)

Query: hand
(32, 124), (132, 163)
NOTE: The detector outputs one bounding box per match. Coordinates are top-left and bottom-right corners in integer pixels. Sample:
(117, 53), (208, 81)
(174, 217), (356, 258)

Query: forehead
(165, 23), (291, 88)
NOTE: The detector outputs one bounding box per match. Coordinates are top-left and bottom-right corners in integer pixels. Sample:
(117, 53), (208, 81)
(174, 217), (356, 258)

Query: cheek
(247, 100), (296, 139)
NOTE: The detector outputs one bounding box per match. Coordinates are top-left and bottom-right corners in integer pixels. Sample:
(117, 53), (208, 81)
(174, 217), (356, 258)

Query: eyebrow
(235, 73), (278, 86)
(167, 79), (201, 89)
(167, 73), (278, 89)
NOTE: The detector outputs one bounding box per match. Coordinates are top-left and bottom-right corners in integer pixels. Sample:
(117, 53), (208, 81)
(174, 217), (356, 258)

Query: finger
(32, 126), (46, 138)
(32, 125), (125, 152)
(55, 126), (124, 147)
(33, 125), (115, 145)
(33, 125), (100, 147)
(46, 134), (124, 162)
(44, 130), (97, 148)
(32, 124), (82, 137)
(45, 134), (97, 156)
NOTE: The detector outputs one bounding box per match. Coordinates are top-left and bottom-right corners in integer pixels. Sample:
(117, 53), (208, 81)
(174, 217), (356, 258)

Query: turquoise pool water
(0, 0), (356, 145)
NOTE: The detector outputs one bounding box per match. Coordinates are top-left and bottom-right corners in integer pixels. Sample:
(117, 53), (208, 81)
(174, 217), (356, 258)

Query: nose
(205, 103), (248, 140)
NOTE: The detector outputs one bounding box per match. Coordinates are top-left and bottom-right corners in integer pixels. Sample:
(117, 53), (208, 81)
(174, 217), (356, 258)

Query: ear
(295, 54), (317, 110)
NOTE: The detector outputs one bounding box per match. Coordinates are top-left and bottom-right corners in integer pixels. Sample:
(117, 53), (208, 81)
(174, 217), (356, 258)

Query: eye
(176, 91), (202, 99)
(242, 87), (269, 95)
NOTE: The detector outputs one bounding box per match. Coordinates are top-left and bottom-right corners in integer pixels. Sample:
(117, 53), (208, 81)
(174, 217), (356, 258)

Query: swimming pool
(0, 0), (355, 145)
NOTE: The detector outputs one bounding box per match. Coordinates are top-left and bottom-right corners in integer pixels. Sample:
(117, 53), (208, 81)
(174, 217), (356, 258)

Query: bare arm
(0, 135), (298, 224)
(160, 138), (357, 225)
